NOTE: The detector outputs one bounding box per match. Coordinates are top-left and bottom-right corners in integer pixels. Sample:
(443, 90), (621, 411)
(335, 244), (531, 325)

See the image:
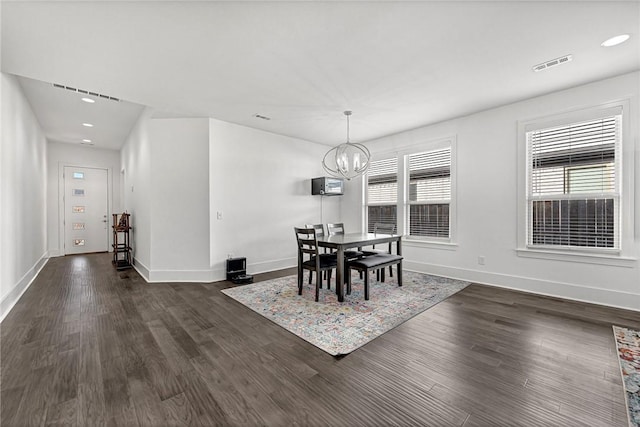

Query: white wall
(0, 73), (48, 320)
(209, 118), (340, 280)
(120, 107), (153, 275)
(345, 72), (640, 311)
(121, 114), (338, 282)
(149, 118), (210, 281)
(46, 141), (121, 256)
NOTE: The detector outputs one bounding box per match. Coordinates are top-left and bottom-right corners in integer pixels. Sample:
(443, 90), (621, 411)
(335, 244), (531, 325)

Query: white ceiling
(2, 1), (639, 150)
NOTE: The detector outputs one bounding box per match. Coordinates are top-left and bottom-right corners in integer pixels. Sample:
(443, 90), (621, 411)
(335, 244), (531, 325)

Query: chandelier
(322, 111), (371, 180)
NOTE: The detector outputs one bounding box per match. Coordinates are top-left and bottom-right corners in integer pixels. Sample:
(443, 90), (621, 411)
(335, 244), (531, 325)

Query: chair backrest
(326, 223), (346, 236)
(294, 227), (320, 260)
(305, 224), (326, 238)
(374, 223), (396, 235)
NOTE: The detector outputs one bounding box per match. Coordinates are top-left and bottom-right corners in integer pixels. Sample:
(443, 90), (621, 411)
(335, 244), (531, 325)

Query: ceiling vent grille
(53, 83), (120, 102)
(532, 54), (573, 72)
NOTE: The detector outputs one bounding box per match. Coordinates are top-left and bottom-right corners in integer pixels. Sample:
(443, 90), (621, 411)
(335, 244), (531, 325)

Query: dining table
(316, 232), (402, 302)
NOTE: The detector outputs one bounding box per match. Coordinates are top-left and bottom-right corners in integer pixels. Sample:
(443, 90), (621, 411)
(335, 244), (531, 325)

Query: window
(72, 189), (85, 196)
(526, 113), (621, 249)
(366, 158), (397, 232)
(364, 137), (456, 244)
(407, 148), (451, 238)
(72, 206), (85, 213)
(73, 172), (84, 179)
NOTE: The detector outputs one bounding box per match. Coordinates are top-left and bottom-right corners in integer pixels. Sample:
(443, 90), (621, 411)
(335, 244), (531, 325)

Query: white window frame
(363, 136), (457, 249)
(404, 138), (456, 244)
(364, 155), (399, 233)
(516, 100), (636, 266)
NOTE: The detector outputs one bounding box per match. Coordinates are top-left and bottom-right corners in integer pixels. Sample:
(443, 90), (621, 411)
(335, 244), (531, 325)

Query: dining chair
(326, 223), (364, 261)
(305, 224), (334, 287)
(294, 227), (337, 302)
(361, 222), (397, 278)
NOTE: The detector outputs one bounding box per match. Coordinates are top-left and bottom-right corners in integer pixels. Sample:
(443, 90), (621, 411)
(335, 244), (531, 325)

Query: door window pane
(72, 206), (85, 213)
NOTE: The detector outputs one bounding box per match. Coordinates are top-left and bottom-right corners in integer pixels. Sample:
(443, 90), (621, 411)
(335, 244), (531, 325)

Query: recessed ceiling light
(82, 123), (93, 127)
(82, 139), (92, 143)
(81, 97), (95, 104)
(601, 34), (630, 47)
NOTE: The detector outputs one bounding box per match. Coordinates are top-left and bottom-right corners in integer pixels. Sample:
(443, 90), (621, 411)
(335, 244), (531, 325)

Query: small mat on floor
(613, 325), (640, 427)
(221, 271), (469, 356)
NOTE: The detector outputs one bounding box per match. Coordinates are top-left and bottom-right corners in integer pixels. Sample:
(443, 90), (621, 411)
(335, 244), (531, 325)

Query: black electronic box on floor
(226, 257), (253, 284)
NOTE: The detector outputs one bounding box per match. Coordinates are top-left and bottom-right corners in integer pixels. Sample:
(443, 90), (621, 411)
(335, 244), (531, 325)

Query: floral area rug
(613, 326), (640, 427)
(221, 271), (469, 356)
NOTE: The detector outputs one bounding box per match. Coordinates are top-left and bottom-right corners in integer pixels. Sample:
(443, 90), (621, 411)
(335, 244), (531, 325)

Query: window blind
(527, 115), (620, 248)
(407, 148), (451, 237)
(367, 158), (397, 232)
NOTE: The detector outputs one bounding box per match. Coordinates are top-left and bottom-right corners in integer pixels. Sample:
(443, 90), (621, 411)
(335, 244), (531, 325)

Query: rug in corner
(613, 325), (640, 427)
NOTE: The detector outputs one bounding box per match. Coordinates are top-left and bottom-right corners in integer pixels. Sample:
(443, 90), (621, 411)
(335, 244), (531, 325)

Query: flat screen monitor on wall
(311, 177), (344, 196)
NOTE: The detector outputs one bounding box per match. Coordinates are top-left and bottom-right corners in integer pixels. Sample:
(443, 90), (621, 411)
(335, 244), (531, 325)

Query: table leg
(336, 246), (344, 302)
(397, 237), (402, 286)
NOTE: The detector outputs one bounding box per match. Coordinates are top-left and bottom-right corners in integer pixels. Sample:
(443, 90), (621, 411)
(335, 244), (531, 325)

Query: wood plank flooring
(1, 253), (638, 426)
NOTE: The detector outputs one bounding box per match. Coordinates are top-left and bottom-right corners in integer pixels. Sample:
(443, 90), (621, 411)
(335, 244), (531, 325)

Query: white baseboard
(148, 269), (216, 283)
(404, 260), (640, 313)
(48, 249), (63, 258)
(0, 253), (49, 322)
(133, 257), (298, 284)
(249, 257), (296, 275)
(132, 258), (150, 282)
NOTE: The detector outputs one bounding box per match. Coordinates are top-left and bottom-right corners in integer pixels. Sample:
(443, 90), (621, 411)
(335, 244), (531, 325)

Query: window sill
(403, 239), (458, 251)
(515, 248), (636, 267)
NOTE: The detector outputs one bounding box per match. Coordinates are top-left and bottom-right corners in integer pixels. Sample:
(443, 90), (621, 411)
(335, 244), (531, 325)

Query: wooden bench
(345, 253), (403, 300)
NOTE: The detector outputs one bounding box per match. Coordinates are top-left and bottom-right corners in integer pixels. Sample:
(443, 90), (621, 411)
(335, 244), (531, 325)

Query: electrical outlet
(478, 256), (485, 265)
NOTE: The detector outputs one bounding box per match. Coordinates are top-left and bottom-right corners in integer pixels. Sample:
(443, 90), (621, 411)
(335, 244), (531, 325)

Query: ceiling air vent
(53, 83), (120, 102)
(532, 54), (572, 72)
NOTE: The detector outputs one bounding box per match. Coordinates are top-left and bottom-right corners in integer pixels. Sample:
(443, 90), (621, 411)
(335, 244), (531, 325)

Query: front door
(64, 166), (109, 254)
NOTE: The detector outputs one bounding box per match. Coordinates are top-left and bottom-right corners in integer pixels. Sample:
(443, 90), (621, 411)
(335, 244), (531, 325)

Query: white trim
(364, 135), (457, 244)
(0, 253), (49, 322)
(248, 257), (297, 275)
(132, 257), (150, 282)
(516, 98), (634, 259)
(515, 248), (636, 267)
(403, 239), (458, 251)
(148, 269), (216, 283)
(48, 248), (63, 258)
(404, 259), (640, 313)
(134, 257), (298, 283)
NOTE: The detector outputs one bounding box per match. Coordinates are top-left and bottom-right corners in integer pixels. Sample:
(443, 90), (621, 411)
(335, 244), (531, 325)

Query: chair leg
(381, 268), (386, 282)
(327, 270), (332, 290)
(389, 265), (393, 277)
(315, 272), (320, 302)
(308, 271), (312, 285)
(298, 266), (303, 295)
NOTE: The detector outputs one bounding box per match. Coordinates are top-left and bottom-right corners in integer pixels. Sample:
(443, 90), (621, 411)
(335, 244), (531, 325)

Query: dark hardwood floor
(1, 253), (638, 426)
